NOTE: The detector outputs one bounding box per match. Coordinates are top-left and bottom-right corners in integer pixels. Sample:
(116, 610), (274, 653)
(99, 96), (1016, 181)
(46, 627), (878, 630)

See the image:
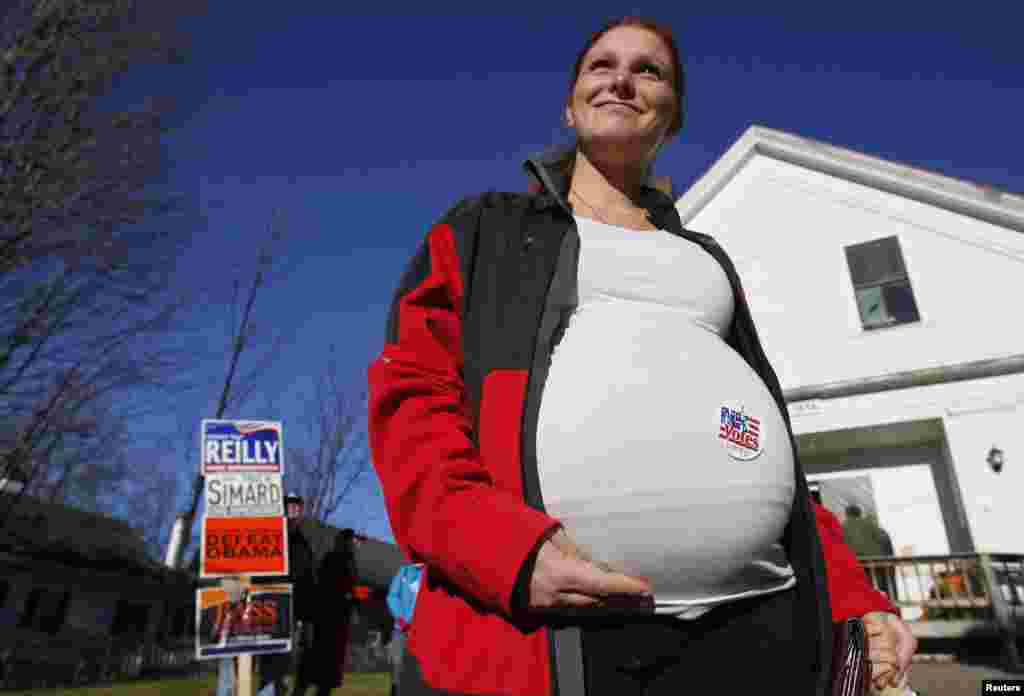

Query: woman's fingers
(864, 611), (918, 686)
(559, 540), (652, 597)
(867, 630), (898, 686)
(553, 591), (603, 608)
(888, 616), (918, 677)
(529, 529), (653, 610)
(871, 664), (898, 692)
(550, 529), (595, 563)
(869, 649), (898, 665)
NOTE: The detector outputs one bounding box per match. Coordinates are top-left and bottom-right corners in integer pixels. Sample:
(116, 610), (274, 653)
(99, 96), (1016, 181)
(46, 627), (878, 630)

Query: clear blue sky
(124, 3), (1023, 545)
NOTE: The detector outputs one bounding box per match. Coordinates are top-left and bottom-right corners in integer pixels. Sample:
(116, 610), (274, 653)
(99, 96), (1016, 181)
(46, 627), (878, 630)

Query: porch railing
(858, 553), (1023, 671)
(0, 633), (204, 689)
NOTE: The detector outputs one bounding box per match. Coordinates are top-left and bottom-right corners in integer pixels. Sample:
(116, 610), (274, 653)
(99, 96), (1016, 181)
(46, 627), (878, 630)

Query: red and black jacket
(369, 152), (839, 696)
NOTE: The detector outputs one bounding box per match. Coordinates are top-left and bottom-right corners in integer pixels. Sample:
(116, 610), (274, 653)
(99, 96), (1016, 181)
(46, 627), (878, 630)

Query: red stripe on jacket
(368, 222), (558, 696)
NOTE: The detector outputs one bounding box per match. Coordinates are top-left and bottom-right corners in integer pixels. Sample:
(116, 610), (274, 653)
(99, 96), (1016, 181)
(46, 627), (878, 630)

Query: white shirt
(536, 216), (795, 618)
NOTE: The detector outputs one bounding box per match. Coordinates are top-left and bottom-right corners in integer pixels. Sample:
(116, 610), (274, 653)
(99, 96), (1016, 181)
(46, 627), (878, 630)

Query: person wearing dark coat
(254, 492), (316, 696)
(290, 528), (357, 696)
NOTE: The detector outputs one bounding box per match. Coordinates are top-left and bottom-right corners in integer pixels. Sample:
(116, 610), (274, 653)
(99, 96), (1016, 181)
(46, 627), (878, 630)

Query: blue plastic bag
(386, 563), (424, 633)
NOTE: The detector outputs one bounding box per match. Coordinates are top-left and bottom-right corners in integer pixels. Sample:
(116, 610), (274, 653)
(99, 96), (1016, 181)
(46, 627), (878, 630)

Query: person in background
(256, 492), (316, 696)
(290, 528), (357, 696)
(385, 563), (424, 696)
(877, 520), (899, 601)
(842, 504), (887, 557)
(843, 503), (899, 599)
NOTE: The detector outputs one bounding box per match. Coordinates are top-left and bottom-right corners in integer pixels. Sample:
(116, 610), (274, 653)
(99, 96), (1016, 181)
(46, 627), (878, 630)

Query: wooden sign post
(237, 654), (254, 696)
(236, 574), (254, 696)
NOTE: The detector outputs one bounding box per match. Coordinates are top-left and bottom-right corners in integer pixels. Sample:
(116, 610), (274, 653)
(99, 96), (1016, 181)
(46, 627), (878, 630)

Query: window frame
(844, 236), (921, 331)
(38, 589), (70, 634)
(111, 598), (152, 637)
(17, 587), (43, 630)
(16, 585), (71, 634)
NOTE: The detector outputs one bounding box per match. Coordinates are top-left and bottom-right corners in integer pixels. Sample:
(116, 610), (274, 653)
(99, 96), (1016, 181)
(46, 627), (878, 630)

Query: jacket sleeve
(368, 214), (560, 616)
(815, 502), (899, 620)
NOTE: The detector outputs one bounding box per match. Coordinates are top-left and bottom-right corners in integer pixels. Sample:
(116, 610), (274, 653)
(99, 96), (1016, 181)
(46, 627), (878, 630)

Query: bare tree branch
(0, 0), (195, 536)
(286, 345), (369, 523)
(166, 207), (293, 568)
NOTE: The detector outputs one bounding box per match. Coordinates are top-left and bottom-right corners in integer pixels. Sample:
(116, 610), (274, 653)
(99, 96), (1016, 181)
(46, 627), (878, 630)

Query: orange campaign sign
(195, 583), (294, 660)
(201, 516), (289, 578)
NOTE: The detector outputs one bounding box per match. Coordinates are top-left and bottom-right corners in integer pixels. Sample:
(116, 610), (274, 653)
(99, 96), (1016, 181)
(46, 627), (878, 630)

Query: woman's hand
(528, 528), (653, 610)
(863, 611), (918, 690)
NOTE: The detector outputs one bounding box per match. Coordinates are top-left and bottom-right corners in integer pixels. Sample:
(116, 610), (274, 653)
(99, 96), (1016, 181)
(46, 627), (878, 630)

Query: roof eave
(675, 125), (1024, 234)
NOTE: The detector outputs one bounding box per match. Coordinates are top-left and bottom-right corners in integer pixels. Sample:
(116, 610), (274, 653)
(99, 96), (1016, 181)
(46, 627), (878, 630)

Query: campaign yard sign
(201, 516), (289, 578)
(205, 473), (284, 518)
(202, 419), (283, 475)
(196, 583), (293, 659)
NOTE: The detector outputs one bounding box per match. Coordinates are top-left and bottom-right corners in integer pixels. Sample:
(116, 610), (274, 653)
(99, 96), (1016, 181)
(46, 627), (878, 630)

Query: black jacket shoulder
(439, 191), (539, 227)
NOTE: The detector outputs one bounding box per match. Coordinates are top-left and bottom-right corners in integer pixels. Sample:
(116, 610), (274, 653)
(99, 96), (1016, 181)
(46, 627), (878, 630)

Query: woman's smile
(594, 101), (640, 112)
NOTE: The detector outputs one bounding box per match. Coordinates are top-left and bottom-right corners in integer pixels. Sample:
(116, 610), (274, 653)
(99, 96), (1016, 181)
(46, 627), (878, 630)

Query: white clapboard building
(676, 126), (1024, 556)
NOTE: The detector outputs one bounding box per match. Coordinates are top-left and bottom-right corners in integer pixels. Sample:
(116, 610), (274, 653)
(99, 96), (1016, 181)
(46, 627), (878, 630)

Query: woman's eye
(589, 59), (611, 71)
(638, 63), (662, 77)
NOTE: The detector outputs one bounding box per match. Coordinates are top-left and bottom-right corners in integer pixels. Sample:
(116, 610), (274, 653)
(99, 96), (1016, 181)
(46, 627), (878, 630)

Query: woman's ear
(564, 104), (575, 129)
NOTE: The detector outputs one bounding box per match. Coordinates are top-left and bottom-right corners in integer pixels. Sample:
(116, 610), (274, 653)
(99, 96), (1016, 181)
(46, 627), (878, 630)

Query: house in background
(0, 483), (196, 687)
(676, 125), (1024, 558)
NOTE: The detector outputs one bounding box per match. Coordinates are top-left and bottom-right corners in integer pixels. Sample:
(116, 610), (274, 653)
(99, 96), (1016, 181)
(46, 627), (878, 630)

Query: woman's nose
(610, 71), (635, 96)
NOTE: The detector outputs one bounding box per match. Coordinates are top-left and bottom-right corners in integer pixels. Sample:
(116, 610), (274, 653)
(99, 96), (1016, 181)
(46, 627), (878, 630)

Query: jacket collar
(523, 145), (678, 223)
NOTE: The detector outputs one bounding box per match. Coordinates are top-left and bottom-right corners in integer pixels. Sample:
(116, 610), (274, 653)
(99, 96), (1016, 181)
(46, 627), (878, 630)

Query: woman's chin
(580, 134), (657, 165)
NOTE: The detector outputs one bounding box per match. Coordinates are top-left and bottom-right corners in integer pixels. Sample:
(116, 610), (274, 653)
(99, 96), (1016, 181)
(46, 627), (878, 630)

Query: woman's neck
(569, 148), (649, 209)
(567, 148), (657, 231)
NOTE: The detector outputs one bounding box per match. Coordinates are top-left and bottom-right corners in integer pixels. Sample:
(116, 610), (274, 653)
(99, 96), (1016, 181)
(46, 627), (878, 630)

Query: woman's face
(566, 26), (677, 167)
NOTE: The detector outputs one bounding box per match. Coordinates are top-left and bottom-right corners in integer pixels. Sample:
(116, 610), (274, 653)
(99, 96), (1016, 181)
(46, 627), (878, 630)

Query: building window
(0, 579), (15, 629)
(38, 591), (70, 634)
(111, 600), (151, 637)
(16, 587), (70, 634)
(17, 588), (43, 629)
(156, 601), (172, 638)
(845, 236), (920, 330)
(172, 603), (193, 637)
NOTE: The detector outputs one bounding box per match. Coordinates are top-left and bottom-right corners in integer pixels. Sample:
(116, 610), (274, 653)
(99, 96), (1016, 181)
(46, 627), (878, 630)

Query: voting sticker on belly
(717, 405), (764, 461)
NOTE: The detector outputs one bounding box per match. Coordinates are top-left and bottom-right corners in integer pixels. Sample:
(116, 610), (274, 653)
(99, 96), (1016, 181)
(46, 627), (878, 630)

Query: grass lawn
(3, 672), (391, 696)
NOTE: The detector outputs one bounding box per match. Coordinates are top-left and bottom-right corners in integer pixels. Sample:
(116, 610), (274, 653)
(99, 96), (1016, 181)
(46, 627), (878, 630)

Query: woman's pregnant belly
(536, 304), (795, 602)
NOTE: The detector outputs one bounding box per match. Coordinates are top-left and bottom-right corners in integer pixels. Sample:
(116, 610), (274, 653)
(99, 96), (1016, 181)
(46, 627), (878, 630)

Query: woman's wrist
(511, 524), (563, 612)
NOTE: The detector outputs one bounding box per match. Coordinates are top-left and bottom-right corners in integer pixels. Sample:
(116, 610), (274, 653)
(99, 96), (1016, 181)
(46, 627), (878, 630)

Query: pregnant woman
(369, 16), (908, 696)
